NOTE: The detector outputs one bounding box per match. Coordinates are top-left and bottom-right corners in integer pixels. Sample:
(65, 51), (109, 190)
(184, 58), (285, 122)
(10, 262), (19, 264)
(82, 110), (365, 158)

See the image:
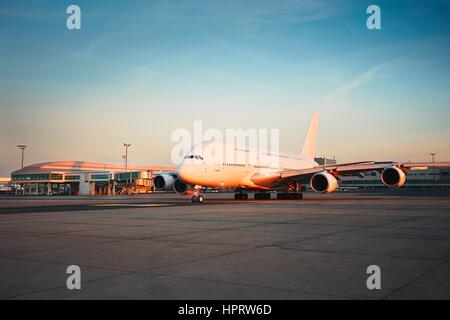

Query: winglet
(301, 112), (319, 159)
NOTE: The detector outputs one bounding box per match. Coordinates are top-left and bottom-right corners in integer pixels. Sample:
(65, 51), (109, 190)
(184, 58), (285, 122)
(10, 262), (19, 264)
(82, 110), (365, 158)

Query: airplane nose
(177, 163), (191, 183)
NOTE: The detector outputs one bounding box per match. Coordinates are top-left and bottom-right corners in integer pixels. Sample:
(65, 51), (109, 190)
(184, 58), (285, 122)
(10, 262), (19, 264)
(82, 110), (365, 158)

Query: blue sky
(1, 0), (450, 175)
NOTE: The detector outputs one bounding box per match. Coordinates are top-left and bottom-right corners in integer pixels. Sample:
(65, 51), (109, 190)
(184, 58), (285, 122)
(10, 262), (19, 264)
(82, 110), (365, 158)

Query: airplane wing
(251, 161), (450, 188)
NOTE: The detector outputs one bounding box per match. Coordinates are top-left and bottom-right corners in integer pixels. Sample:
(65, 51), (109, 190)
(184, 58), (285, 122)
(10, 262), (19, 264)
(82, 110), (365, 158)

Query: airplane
(154, 112), (450, 203)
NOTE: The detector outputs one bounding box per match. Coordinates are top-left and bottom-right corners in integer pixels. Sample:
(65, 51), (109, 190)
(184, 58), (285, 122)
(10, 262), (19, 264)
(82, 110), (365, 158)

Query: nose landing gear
(191, 186), (204, 203)
(191, 194), (204, 203)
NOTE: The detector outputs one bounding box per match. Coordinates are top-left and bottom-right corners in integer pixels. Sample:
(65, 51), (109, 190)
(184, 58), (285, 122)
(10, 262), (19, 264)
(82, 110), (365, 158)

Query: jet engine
(381, 166), (406, 187)
(173, 178), (191, 194)
(153, 174), (176, 191)
(310, 172), (338, 193)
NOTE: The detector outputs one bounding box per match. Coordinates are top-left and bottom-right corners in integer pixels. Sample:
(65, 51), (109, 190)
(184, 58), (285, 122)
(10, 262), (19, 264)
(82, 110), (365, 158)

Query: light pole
(123, 143), (131, 185)
(430, 153), (436, 188)
(17, 145), (27, 169)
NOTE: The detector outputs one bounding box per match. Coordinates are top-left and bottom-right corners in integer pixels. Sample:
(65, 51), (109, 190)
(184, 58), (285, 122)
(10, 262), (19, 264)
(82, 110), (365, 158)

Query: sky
(1, 0), (450, 176)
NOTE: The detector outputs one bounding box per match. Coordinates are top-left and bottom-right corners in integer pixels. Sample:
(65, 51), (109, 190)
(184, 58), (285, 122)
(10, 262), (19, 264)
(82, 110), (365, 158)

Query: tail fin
(300, 112), (319, 159)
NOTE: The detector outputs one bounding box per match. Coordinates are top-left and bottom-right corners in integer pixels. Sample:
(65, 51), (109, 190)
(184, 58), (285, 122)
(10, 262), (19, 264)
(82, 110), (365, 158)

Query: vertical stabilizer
(300, 112), (319, 158)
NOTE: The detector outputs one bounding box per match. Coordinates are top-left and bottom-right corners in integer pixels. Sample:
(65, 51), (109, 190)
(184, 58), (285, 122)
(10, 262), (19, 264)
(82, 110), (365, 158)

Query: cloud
(317, 64), (385, 109)
(334, 68), (376, 96)
(144, 0), (350, 35)
(226, 0), (349, 33)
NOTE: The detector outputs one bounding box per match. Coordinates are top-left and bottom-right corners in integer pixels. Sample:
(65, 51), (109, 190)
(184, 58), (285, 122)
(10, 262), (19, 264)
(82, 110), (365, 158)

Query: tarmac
(0, 190), (449, 299)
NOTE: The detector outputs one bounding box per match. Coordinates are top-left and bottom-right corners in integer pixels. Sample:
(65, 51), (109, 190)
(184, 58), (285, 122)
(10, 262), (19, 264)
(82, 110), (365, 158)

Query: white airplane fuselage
(177, 141), (318, 190)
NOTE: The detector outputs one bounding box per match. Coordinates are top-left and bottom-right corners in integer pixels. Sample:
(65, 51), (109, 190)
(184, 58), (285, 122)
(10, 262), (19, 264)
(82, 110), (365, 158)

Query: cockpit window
(184, 155), (204, 160)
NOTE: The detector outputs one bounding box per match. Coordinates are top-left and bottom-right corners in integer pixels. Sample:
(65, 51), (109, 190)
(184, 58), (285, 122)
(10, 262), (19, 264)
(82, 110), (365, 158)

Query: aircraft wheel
(235, 193), (247, 200)
(277, 192), (302, 200)
(192, 195), (204, 203)
(256, 193), (270, 200)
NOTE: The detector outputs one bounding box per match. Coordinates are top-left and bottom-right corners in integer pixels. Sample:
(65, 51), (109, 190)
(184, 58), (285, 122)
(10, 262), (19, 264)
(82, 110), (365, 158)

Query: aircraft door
(214, 158), (221, 173)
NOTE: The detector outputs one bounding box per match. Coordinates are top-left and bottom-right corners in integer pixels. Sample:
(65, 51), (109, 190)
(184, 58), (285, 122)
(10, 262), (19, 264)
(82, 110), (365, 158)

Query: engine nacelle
(173, 178), (191, 194)
(153, 174), (176, 191)
(310, 172), (338, 194)
(381, 166), (406, 187)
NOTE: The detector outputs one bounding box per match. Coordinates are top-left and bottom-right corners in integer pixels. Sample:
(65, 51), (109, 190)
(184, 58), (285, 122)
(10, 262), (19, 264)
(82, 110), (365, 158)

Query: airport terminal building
(10, 161), (175, 196)
(7, 159), (450, 196)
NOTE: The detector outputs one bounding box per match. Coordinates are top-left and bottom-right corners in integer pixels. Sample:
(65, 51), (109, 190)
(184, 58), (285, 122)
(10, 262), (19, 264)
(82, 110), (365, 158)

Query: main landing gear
(276, 192), (303, 200)
(234, 193), (248, 200)
(254, 192), (271, 200)
(275, 182), (303, 200)
(238, 190), (303, 201)
(253, 192), (303, 200)
(234, 189), (248, 200)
